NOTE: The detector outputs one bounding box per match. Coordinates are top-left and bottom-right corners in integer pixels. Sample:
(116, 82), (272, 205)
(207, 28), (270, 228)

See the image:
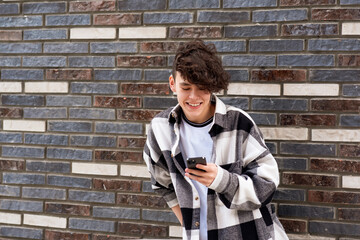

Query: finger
(195, 164), (207, 171)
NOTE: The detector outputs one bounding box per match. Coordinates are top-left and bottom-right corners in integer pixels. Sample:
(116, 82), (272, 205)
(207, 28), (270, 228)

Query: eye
(182, 88), (190, 91)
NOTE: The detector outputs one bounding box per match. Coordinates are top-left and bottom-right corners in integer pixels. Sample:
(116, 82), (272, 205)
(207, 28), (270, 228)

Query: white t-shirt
(179, 113), (214, 240)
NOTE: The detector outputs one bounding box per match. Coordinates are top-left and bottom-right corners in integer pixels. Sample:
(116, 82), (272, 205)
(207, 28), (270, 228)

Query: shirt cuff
(208, 165), (229, 193)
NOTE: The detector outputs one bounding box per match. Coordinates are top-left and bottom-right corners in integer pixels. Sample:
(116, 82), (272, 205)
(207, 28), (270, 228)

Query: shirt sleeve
(208, 124), (279, 210)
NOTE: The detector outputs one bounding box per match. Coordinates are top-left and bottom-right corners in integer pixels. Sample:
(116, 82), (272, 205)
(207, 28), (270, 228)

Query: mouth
(187, 102), (201, 107)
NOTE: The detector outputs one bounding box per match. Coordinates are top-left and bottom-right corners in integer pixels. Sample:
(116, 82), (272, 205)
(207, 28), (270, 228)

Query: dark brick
(69, 218), (115, 232)
(44, 230), (90, 240)
(91, 42), (137, 53)
(45, 203), (90, 216)
(273, 188), (306, 201)
(46, 14), (90, 26)
(280, 219), (306, 233)
(308, 190), (360, 205)
(117, 222), (167, 238)
(280, 114), (336, 126)
(251, 70), (306, 82)
(22, 187), (66, 200)
(282, 173), (338, 187)
(219, 97), (249, 110)
(46, 69), (92, 80)
(340, 145), (360, 158)
(253, 9), (308, 22)
(339, 54), (360, 66)
(92, 234), (136, 240)
(0, 226), (42, 240)
(121, 83), (170, 95)
(197, 11), (249, 23)
(169, 0), (219, 9)
(23, 2), (66, 14)
(252, 98), (307, 111)
(26, 160), (70, 173)
(143, 97), (178, 109)
(144, 69), (172, 81)
(94, 96), (141, 108)
(95, 122), (142, 135)
(310, 70), (360, 82)
(207, 40), (246, 53)
(278, 54), (334, 67)
(140, 42), (181, 53)
(248, 113), (276, 125)
(69, 190), (115, 203)
(94, 69), (141, 81)
(224, 0), (276, 7)
(69, 56), (115, 67)
(0, 30), (22, 41)
(48, 121), (92, 133)
(69, 108), (115, 120)
(47, 148), (92, 161)
(311, 99), (360, 111)
(312, 9), (360, 20)
(94, 13), (141, 25)
(144, 12), (193, 24)
(93, 179), (142, 192)
(118, 0), (166, 10)
(169, 26), (222, 39)
(340, 115), (360, 127)
(71, 82), (118, 94)
(70, 135), (116, 148)
(340, 0), (360, 4)
(95, 150), (143, 163)
(276, 158), (307, 170)
(48, 175), (92, 189)
(223, 55), (276, 67)
(338, 208), (360, 221)
(47, 96), (91, 107)
(280, 0), (336, 5)
(227, 69), (249, 82)
(117, 194), (167, 208)
(142, 209), (178, 223)
(0, 107), (22, 118)
(117, 56), (166, 67)
(0, 159), (24, 171)
(311, 158), (360, 173)
(117, 109), (160, 121)
(0, 199), (42, 212)
(250, 40), (304, 52)
(280, 143), (336, 156)
(309, 221), (360, 236)
(282, 23), (338, 36)
(93, 206), (140, 219)
(70, 0), (116, 12)
(225, 25), (277, 38)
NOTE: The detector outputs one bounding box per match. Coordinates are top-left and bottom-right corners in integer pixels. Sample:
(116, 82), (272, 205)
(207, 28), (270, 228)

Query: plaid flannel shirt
(143, 95), (287, 240)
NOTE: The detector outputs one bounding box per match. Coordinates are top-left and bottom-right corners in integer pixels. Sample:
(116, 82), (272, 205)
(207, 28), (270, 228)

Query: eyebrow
(179, 82), (192, 86)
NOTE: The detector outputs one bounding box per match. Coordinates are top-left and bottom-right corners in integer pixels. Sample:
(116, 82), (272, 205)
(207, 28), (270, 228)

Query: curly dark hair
(172, 39), (230, 93)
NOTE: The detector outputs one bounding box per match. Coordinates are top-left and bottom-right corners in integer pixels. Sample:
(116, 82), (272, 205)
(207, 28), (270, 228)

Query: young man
(143, 39), (288, 240)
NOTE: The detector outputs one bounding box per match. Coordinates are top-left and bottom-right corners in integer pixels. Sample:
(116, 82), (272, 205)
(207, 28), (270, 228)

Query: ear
(169, 75), (176, 93)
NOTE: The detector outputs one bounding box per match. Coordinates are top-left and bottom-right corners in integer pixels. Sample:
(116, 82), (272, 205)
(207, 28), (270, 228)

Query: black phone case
(186, 157), (206, 169)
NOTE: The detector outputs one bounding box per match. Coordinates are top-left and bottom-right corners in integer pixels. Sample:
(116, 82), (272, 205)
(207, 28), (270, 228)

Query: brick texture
(0, 1), (358, 239)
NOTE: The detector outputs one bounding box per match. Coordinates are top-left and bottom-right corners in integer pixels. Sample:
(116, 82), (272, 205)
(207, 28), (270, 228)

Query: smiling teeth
(188, 103), (200, 107)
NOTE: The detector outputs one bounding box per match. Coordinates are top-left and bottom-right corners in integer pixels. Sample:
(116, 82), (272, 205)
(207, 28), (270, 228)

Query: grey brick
(143, 97), (178, 109)
(1, 69), (43, 80)
(225, 25), (277, 38)
(2, 146), (44, 159)
(91, 42), (137, 54)
(144, 12), (193, 24)
(70, 135), (116, 147)
(249, 113), (276, 125)
(26, 160), (70, 173)
(0, 16), (42, 27)
(278, 55), (334, 67)
(44, 42), (88, 53)
(48, 175), (91, 188)
(71, 82), (118, 94)
(278, 204), (335, 219)
(24, 133), (68, 146)
(0, 3), (19, 15)
(250, 40), (304, 52)
(94, 69), (141, 81)
(219, 97), (248, 110)
(22, 187), (66, 200)
(169, 0), (219, 9)
(0, 199), (43, 212)
(276, 158), (307, 170)
(142, 209), (178, 223)
(222, 55), (276, 67)
(69, 190), (115, 203)
(343, 84), (360, 96)
(273, 188), (306, 201)
(119, 0), (166, 10)
(24, 108), (67, 119)
(227, 69), (249, 82)
(340, 0), (360, 4)
(48, 121), (92, 133)
(95, 122), (143, 134)
(0, 57), (21, 67)
(252, 98), (308, 111)
(206, 40), (246, 53)
(47, 148), (92, 161)
(46, 14), (90, 26)
(310, 70), (360, 82)
(69, 108), (115, 120)
(340, 115), (360, 127)
(144, 70), (172, 82)
(0, 133), (22, 144)
(280, 143), (336, 156)
(69, 218), (115, 232)
(309, 39), (360, 51)
(23, 56), (67, 67)
(0, 185), (20, 197)
(24, 29), (67, 40)
(142, 181), (154, 193)
(1, 95), (44, 106)
(93, 206), (140, 219)
(23, 2), (66, 14)
(0, 226), (42, 240)
(3, 173), (45, 185)
(309, 221), (360, 236)
(0, 43), (42, 53)
(69, 56), (115, 67)
(224, 0), (276, 8)
(253, 9), (308, 22)
(266, 142), (277, 155)
(46, 96), (91, 107)
(198, 11), (249, 23)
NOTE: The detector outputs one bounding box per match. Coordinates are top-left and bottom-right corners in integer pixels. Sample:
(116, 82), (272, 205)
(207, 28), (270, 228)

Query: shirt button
(195, 196), (199, 201)
(195, 222), (200, 227)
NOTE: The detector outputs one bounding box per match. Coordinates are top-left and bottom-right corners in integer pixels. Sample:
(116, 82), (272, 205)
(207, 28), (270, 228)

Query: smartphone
(186, 157), (207, 171)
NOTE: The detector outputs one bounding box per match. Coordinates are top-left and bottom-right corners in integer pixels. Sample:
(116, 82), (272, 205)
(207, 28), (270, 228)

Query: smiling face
(170, 72), (215, 124)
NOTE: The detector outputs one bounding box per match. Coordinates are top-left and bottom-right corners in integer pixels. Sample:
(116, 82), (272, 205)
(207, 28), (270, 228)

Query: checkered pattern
(144, 95), (287, 240)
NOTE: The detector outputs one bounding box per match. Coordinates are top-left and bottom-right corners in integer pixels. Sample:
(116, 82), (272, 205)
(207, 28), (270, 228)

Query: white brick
(288, 234), (335, 240)
(120, 164), (150, 178)
(119, 27), (166, 39)
(343, 176), (360, 189)
(284, 84), (339, 96)
(70, 28), (116, 39)
(3, 120), (46, 132)
(342, 22), (360, 35)
(261, 127), (308, 140)
(72, 162), (118, 176)
(170, 226), (182, 238)
(312, 129), (360, 142)
(24, 214), (66, 228)
(25, 82), (68, 93)
(0, 212), (21, 225)
(227, 83), (280, 96)
(0, 82), (22, 93)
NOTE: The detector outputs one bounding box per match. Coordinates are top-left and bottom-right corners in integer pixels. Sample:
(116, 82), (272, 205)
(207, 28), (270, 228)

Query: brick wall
(0, 0), (359, 239)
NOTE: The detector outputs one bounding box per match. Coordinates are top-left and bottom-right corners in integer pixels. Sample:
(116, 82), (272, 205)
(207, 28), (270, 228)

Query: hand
(185, 163), (218, 187)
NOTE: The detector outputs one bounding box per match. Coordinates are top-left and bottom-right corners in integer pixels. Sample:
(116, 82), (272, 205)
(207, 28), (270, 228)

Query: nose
(189, 88), (199, 99)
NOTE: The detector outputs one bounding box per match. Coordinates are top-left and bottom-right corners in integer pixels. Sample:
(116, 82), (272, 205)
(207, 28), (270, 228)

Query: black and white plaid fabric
(144, 95), (287, 240)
